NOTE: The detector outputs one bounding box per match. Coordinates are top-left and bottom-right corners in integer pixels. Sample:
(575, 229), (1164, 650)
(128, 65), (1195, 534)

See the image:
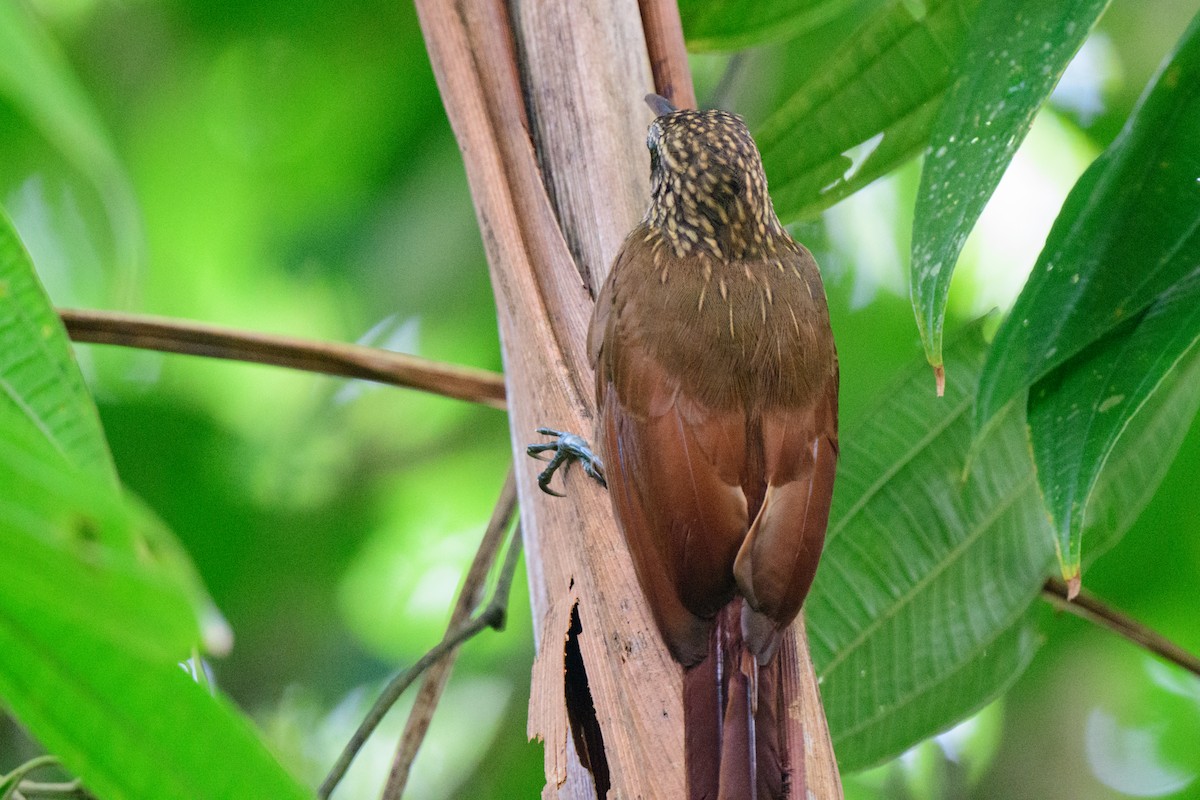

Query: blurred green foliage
(1, 0), (1199, 798)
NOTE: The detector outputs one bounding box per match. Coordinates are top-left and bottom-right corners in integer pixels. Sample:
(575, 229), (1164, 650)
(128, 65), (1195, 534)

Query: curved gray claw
(526, 427), (607, 497)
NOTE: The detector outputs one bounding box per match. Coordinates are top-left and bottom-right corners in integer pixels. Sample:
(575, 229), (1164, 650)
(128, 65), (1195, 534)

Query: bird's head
(643, 94), (782, 260)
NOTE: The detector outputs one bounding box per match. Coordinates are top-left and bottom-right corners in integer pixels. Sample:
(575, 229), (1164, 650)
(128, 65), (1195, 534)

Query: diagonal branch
(380, 470), (519, 800)
(317, 472), (522, 800)
(1042, 577), (1200, 677)
(58, 308), (506, 409)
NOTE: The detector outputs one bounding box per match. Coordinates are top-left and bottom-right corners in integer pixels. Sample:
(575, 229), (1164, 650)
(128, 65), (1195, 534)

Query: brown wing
(735, 376), (838, 659)
(596, 337), (750, 666)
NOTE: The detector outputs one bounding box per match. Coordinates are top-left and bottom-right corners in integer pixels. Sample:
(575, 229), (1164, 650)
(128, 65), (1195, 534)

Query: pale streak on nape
(719, 278), (729, 301)
(728, 303), (736, 340)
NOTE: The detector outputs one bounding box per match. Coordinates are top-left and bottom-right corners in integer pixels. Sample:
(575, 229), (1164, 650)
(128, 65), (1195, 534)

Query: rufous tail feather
(684, 602), (789, 800)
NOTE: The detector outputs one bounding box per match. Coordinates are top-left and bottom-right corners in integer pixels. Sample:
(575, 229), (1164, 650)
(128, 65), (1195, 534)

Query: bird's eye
(646, 122), (663, 152)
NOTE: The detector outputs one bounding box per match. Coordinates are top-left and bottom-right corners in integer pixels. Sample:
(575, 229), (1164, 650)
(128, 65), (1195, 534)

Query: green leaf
(810, 315), (1200, 767)
(0, 595), (313, 800)
(810, 326), (1052, 769)
(910, 0), (1109, 375)
(757, 0), (981, 222)
(1028, 272), (1200, 584)
(0, 415), (202, 662)
(0, 3), (142, 278)
(0, 416), (279, 799)
(976, 10), (1200, 428)
(1081, 347), (1200, 564)
(679, 0), (879, 51)
(0, 206), (113, 482)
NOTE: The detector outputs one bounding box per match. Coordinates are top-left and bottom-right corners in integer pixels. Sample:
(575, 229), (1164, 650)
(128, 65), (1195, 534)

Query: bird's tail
(684, 602), (800, 800)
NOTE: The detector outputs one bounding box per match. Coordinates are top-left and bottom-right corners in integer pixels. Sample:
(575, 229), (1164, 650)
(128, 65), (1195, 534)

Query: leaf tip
(934, 363), (946, 397)
(1063, 567), (1082, 601)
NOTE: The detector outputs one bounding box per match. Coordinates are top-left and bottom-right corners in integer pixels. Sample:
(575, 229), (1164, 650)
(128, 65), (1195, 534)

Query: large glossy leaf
(679, 0), (878, 51)
(911, 0), (1109, 379)
(0, 419), (295, 800)
(977, 11), (1200, 427)
(809, 327), (1052, 769)
(0, 207), (113, 481)
(1081, 346), (1200, 563)
(809, 317), (1200, 768)
(0, 583), (313, 800)
(756, 0), (981, 223)
(0, 3), (141, 277)
(1028, 271), (1200, 585)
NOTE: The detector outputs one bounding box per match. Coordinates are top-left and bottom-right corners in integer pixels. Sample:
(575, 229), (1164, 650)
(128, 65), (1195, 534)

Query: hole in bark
(564, 602), (610, 797)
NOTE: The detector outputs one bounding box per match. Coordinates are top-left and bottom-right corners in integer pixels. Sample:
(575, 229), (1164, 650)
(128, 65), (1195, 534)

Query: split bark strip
(58, 308), (506, 409)
(380, 471), (519, 800)
(638, 0), (698, 111)
(414, 1), (684, 797)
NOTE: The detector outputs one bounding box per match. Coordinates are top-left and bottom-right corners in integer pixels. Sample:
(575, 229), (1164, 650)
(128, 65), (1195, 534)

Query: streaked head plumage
(642, 95), (782, 260)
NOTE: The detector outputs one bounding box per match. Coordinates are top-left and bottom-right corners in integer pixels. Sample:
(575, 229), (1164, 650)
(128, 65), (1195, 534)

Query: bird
(531, 93), (838, 800)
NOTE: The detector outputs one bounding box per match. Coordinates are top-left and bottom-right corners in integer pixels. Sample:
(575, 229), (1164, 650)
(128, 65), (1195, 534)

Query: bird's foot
(525, 427), (606, 497)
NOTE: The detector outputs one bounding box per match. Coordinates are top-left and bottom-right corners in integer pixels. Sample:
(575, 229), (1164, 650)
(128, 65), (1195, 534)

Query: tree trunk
(413, 2), (842, 797)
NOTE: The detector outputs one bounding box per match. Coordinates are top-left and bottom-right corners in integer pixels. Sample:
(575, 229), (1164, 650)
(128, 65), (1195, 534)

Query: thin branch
(58, 308), (506, 410)
(16, 781), (92, 800)
(2, 757), (94, 800)
(2, 755), (60, 784)
(1042, 577), (1200, 677)
(317, 497), (523, 800)
(380, 471), (518, 800)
